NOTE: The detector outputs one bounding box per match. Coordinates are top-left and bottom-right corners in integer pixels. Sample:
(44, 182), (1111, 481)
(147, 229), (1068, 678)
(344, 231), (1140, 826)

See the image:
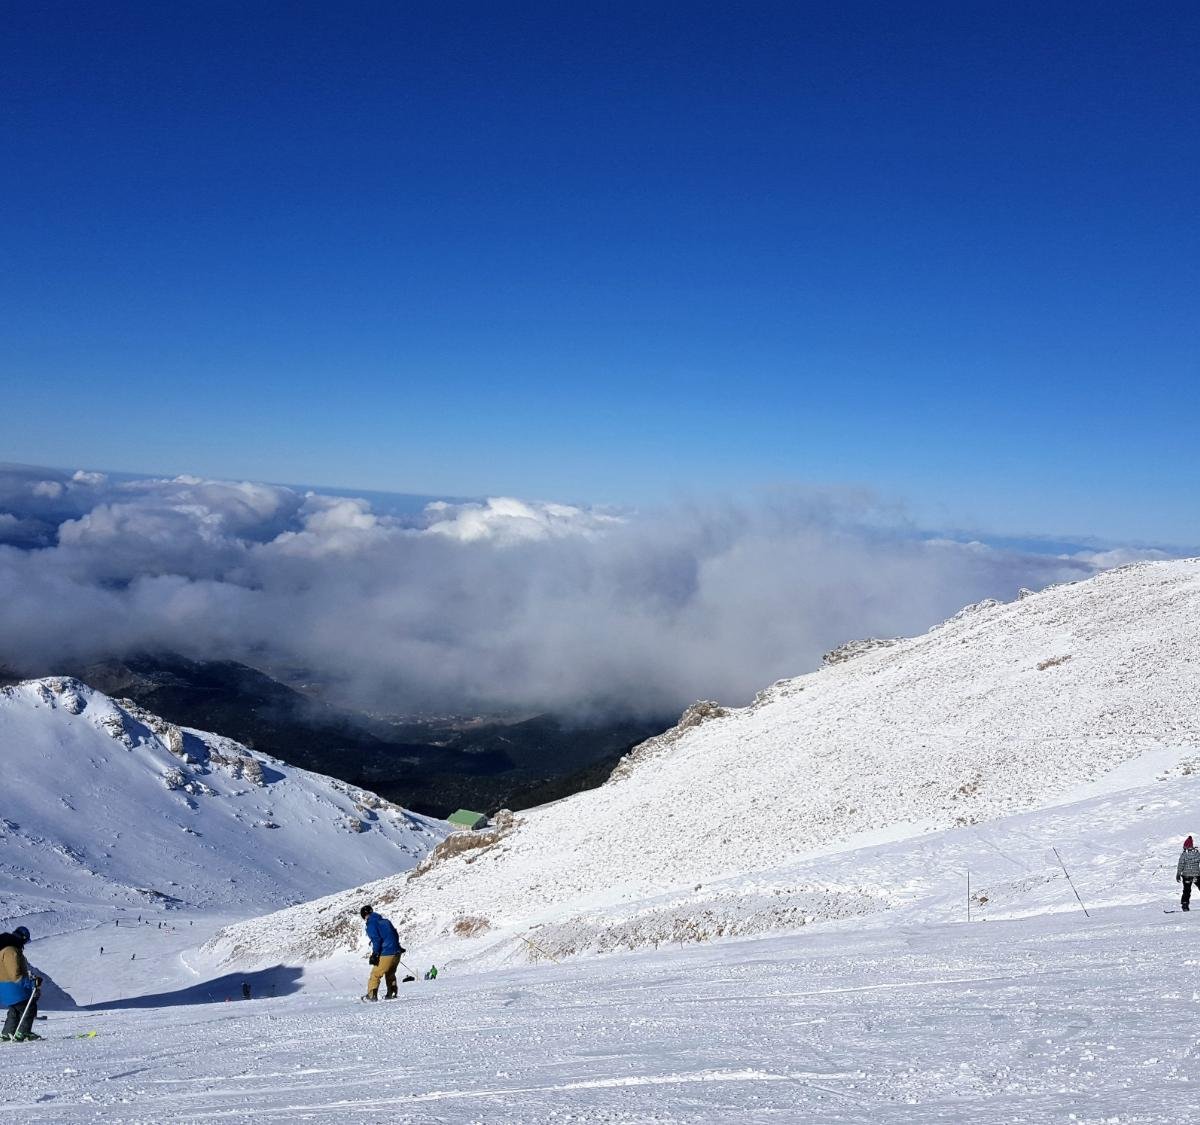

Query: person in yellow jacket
(0, 927), (42, 1042)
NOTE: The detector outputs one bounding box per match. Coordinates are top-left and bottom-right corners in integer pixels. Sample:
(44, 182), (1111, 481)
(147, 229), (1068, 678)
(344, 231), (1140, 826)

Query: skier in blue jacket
(359, 905), (405, 1001)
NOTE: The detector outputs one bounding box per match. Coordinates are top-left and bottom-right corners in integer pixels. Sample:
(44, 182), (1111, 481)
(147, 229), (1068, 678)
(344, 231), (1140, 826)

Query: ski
(1, 1031), (97, 1042)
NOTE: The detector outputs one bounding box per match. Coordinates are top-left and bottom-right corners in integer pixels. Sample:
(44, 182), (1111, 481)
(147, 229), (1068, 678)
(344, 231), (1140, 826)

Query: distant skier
(424, 965), (438, 980)
(1177, 835), (1200, 911)
(241, 981), (251, 1000)
(0, 927), (43, 1041)
(359, 905), (405, 1001)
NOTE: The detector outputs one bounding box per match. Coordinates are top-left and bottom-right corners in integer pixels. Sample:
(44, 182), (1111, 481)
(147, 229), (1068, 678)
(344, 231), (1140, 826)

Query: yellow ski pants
(367, 954), (400, 999)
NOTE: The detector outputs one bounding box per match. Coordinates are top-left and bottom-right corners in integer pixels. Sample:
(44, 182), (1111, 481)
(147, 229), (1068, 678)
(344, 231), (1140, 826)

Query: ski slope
(205, 558), (1200, 972)
(3, 903), (1198, 1123)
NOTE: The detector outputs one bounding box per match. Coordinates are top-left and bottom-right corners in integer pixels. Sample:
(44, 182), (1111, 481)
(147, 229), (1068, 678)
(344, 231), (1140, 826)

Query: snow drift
(203, 559), (1200, 974)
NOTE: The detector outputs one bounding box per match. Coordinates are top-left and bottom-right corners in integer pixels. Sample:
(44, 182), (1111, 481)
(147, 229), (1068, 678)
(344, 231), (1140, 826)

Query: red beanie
(1186, 836), (1194, 849)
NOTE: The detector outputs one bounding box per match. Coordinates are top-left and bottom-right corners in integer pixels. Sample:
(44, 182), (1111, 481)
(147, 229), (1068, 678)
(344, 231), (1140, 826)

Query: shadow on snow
(80, 965), (303, 1010)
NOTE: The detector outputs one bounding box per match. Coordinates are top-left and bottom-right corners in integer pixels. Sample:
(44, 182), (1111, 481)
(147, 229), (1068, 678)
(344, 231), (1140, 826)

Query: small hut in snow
(447, 809), (488, 831)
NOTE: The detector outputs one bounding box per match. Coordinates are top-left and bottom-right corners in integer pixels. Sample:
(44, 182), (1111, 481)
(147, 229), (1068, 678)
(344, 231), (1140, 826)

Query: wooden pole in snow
(1054, 847), (1091, 919)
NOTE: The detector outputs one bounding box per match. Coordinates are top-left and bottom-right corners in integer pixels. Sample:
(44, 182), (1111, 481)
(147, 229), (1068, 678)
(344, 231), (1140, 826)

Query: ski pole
(14, 978), (40, 1038)
(1053, 847), (1091, 919)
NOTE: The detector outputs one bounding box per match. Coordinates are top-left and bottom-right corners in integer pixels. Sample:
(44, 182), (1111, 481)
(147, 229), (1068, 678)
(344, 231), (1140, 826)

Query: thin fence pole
(1053, 846), (1091, 919)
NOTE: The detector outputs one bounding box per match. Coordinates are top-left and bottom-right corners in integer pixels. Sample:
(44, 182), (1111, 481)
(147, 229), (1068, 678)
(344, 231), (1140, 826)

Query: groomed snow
(4, 904), (1199, 1123)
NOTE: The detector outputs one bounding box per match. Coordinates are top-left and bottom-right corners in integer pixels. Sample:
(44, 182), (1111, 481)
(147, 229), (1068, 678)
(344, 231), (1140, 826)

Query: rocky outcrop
(408, 808), (517, 879)
(608, 701), (729, 783)
(117, 698), (193, 761)
(821, 637), (900, 666)
(932, 597), (1002, 630)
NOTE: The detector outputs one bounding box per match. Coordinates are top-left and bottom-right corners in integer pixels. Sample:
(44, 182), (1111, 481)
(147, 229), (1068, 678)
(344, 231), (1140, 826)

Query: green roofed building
(447, 809), (488, 831)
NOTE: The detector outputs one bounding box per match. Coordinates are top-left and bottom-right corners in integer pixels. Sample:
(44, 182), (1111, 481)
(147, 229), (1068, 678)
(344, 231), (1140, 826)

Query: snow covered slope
(0, 678), (446, 942)
(8, 903), (1200, 1123)
(205, 559), (1200, 971)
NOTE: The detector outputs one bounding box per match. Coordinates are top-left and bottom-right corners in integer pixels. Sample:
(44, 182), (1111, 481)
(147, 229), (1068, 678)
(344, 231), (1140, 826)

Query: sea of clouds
(0, 464), (1174, 717)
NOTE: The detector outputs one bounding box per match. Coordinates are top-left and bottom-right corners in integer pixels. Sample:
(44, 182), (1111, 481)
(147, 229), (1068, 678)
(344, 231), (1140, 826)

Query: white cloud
(268, 494), (390, 557)
(422, 497), (623, 543)
(0, 467), (1174, 715)
(1067, 546), (1176, 569)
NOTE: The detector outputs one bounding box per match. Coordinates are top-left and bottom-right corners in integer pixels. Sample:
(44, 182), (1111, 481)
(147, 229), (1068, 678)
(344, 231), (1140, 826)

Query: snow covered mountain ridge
(204, 558), (1200, 974)
(0, 678), (446, 944)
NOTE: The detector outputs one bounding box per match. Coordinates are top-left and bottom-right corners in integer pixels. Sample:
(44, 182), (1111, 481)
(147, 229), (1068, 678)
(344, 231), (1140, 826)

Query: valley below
(0, 653), (670, 818)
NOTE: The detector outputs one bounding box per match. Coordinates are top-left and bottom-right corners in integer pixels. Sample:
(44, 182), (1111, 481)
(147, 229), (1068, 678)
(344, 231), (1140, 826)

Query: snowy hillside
(0, 678), (446, 956)
(205, 558), (1200, 972)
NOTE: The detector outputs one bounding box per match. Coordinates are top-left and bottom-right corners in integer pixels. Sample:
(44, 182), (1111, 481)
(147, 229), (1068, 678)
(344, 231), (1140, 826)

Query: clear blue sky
(2, 2), (1196, 542)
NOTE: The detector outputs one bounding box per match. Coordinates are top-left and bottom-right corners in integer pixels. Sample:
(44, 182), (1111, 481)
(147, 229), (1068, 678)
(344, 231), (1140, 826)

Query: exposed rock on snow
(931, 596), (1003, 628)
(205, 558), (1200, 973)
(608, 699), (729, 781)
(820, 637), (899, 665)
(116, 697), (187, 756)
(409, 808), (518, 879)
(161, 766), (188, 791)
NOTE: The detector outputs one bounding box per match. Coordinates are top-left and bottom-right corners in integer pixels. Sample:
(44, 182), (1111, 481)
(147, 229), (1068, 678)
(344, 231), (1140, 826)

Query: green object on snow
(447, 809), (488, 830)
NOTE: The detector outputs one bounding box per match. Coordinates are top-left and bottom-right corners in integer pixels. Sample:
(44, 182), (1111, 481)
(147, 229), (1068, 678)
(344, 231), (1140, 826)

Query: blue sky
(2, 2), (1196, 543)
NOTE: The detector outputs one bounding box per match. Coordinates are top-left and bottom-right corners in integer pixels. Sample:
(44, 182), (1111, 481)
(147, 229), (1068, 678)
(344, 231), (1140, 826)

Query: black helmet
(13, 926), (30, 943)
(359, 905), (373, 919)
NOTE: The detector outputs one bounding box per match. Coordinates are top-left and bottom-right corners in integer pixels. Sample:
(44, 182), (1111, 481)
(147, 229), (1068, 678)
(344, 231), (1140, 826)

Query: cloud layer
(0, 465), (1164, 717)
